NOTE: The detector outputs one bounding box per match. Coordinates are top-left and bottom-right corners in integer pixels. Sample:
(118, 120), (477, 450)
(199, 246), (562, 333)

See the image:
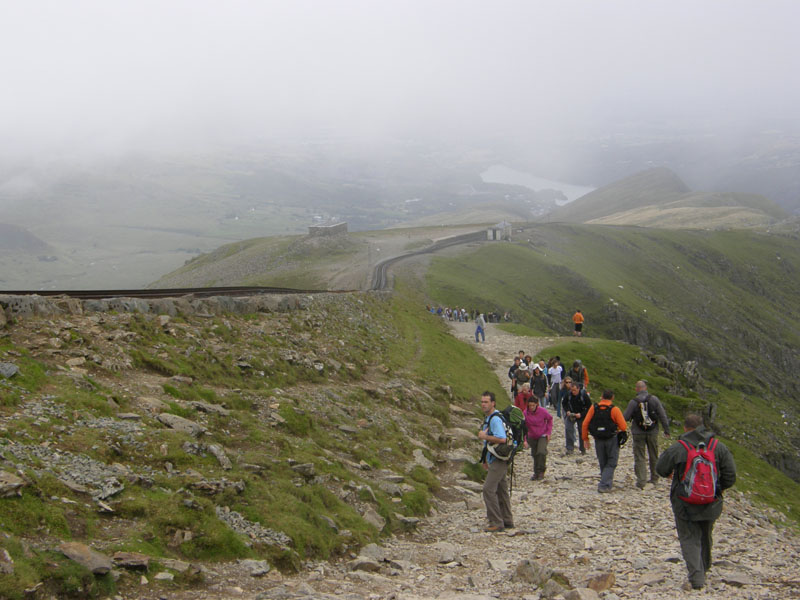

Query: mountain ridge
(545, 167), (787, 227)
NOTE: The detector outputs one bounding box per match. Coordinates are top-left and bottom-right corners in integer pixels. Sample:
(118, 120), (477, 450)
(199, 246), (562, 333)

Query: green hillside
(426, 224), (800, 481)
(546, 167), (786, 227)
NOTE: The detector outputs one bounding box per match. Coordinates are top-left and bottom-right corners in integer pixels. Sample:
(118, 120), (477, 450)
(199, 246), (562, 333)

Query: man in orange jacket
(572, 310), (585, 337)
(582, 390), (628, 493)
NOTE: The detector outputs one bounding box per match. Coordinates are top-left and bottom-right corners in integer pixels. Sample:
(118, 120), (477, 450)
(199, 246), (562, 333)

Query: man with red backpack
(656, 413), (737, 591)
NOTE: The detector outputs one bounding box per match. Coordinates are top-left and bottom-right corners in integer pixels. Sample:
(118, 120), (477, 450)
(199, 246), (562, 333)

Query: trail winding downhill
(155, 324), (800, 600)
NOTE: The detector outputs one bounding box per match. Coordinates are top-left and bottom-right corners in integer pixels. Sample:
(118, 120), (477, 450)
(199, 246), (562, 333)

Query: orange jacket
(582, 399), (627, 442)
(572, 312), (584, 324)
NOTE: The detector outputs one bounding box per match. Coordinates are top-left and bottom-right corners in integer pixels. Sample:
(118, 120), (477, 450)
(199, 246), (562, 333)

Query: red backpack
(677, 438), (719, 504)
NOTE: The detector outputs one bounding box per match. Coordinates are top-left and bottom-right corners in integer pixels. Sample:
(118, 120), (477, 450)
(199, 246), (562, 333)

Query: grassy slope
(0, 288), (503, 598)
(426, 224), (800, 489)
(546, 167), (786, 226)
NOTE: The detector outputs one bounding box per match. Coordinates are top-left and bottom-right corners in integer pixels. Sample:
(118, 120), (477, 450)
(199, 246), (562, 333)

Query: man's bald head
(635, 380), (648, 393)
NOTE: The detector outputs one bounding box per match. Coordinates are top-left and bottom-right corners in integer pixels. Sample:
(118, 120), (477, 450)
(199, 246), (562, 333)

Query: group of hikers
(426, 306), (510, 324)
(479, 352), (737, 591)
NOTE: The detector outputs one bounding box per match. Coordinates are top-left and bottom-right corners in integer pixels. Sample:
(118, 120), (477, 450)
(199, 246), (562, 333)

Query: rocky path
(133, 323), (800, 600)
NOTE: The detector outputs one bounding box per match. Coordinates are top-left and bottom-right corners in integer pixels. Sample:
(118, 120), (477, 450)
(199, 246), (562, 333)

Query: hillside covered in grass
(546, 167), (787, 228)
(426, 224), (800, 481)
(0, 288), (505, 598)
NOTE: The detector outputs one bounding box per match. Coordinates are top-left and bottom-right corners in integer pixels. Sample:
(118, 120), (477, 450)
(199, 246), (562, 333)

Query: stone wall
(0, 294), (311, 320)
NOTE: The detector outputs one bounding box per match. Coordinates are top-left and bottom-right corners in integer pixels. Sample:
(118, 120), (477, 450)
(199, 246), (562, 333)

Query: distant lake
(481, 165), (594, 203)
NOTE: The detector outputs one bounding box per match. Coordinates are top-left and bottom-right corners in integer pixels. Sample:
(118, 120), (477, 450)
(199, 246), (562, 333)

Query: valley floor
(120, 323), (800, 600)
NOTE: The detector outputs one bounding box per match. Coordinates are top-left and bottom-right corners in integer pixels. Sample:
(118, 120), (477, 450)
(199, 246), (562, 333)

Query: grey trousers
(529, 436), (548, 475)
(564, 417), (586, 452)
(483, 459), (513, 528)
(674, 515), (715, 588)
(633, 430), (660, 486)
(595, 436), (620, 491)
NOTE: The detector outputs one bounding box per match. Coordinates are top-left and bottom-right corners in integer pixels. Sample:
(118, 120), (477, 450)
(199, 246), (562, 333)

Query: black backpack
(634, 395), (658, 431)
(588, 403), (618, 439)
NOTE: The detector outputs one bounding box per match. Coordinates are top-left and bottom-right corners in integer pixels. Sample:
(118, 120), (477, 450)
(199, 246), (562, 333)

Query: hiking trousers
(549, 386), (562, 417)
(594, 436), (619, 491)
(475, 326), (485, 342)
(529, 436), (548, 476)
(564, 416), (586, 453)
(483, 459), (513, 528)
(633, 430), (660, 486)
(674, 515), (715, 588)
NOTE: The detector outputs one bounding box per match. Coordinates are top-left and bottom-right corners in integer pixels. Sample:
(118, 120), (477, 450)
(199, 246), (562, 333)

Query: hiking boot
(580, 449), (586, 455)
(484, 525), (504, 533)
(504, 522), (515, 529)
(530, 474), (537, 481)
(681, 581), (703, 591)
(636, 482), (646, 490)
(598, 487), (612, 494)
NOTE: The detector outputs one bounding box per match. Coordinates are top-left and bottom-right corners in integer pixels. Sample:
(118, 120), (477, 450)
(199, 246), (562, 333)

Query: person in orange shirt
(572, 310), (585, 337)
(582, 390), (628, 493)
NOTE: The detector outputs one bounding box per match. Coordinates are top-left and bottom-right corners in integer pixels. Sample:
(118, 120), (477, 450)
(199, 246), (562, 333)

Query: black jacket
(656, 426), (736, 521)
(562, 388), (592, 417)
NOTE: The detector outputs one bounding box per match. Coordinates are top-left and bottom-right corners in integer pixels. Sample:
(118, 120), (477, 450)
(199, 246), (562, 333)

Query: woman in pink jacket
(524, 395), (553, 481)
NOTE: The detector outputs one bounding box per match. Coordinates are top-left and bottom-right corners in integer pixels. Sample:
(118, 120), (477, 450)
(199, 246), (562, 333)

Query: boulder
(0, 362), (19, 379)
(0, 548), (13, 574)
(240, 559), (271, 577)
(433, 541), (460, 564)
(584, 571), (615, 592)
(290, 463), (315, 478)
(157, 413), (206, 437)
(208, 444), (233, 470)
(514, 559), (552, 586)
(348, 557), (381, 572)
(411, 449), (434, 469)
(0, 471), (26, 498)
(59, 542), (112, 575)
(722, 572), (756, 587)
(112, 552), (150, 570)
(564, 589), (601, 600)
(359, 543), (386, 562)
(188, 400), (230, 416)
(137, 396), (169, 413)
(540, 578), (568, 599)
(362, 507), (386, 531)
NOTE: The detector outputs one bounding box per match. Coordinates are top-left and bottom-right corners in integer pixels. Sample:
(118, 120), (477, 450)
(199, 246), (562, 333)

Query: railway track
(0, 286), (352, 300)
(2, 229), (489, 299)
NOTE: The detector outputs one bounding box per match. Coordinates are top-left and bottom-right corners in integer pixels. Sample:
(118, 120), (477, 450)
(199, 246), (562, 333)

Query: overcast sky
(2, 0), (799, 158)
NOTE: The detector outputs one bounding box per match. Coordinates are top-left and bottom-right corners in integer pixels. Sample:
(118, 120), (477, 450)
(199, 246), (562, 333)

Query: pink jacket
(524, 404), (553, 440)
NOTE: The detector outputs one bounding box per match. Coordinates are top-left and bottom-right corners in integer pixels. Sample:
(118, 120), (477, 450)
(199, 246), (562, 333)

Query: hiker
(548, 358), (563, 417)
(478, 391), (513, 532)
(582, 389), (627, 493)
(524, 394), (553, 481)
(508, 356), (522, 398)
(623, 380), (671, 488)
(572, 309), (584, 336)
(475, 313), (486, 343)
(562, 381), (592, 454)
(515, 382), (533, 411)
(515, 362), (531, 389)
(508, 356), (521, 396)
(567, 359), (589, 390)
(656, 413), (736, 590)
(530, 364), (549, 408)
